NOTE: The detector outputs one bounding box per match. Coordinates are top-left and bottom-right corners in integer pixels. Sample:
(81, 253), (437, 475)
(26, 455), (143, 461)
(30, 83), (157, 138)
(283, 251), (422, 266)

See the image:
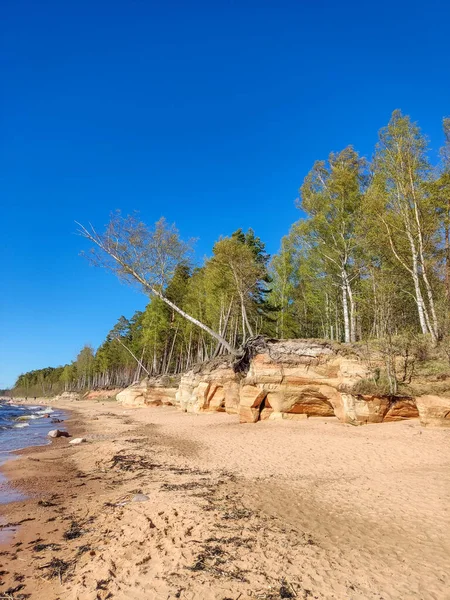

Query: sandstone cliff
(175, 358), (240, 414)
(116, 375), (180, 407)
(116, 339), (450, 427)
(236, 340), (420, 424)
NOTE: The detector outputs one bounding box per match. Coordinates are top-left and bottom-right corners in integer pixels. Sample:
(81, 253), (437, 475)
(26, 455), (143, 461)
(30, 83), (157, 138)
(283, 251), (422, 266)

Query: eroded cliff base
(116, 339), (450, 428)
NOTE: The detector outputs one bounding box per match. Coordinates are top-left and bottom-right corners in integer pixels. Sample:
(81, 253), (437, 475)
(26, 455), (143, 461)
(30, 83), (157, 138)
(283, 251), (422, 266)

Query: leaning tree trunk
(149, 284), (236, 355)
(77, 225), (237, 356)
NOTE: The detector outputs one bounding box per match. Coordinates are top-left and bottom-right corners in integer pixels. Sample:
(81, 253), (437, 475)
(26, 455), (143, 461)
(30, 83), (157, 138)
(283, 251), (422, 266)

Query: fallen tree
(77, 213), (236, 355)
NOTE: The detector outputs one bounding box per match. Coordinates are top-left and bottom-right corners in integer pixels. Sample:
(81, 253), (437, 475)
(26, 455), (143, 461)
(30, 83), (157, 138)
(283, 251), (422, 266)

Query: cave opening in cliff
(258, 395), (272, 421)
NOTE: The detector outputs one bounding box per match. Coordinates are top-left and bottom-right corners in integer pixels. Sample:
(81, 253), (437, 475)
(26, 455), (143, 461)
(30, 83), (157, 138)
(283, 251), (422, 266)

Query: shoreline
(0, 405), (82, 532)
(0, 403), (87, 597)
(0, 400), (448, 599)
(0, 402), (71, 507)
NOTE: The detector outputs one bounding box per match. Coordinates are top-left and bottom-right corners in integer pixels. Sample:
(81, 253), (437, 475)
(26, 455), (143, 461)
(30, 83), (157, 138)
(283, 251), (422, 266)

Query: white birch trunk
(343, 271), (356, 342)
(341, 271), (351, 343)
(409, 166), (439, 341)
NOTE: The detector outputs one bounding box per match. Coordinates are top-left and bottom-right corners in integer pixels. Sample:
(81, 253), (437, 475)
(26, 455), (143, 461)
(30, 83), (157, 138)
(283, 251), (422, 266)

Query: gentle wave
(15, 408), (54, 422)
(36, 407), (54, 415)
(0, 402), (66, 453)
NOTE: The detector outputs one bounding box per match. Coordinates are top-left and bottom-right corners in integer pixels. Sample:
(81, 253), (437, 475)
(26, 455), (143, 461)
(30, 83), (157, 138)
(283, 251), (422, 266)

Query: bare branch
(77, 213), (237, 355)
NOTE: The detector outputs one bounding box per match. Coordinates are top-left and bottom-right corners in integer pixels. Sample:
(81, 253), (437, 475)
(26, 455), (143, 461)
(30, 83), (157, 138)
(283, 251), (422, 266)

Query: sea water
(0, 403), (67, 453)
(0, 402), (67, 504)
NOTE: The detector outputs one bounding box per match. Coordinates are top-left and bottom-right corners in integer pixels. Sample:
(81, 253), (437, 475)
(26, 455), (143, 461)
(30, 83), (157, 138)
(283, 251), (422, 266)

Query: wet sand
(0, 399), (449, 599)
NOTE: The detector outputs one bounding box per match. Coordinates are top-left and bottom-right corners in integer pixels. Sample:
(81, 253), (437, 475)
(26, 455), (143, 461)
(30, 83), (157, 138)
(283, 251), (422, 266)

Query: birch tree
(77, 213), (236, 354)
(297, 146), (367, 342)
(208, 235), (267, 343)
(434, 118), (450, 302)
(370, 110), (440, 343)
(270, 235), (298, 338)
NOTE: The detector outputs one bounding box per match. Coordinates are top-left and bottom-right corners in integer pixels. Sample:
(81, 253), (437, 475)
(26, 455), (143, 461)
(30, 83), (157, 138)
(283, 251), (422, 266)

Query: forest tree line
(13, 110), (450, 396)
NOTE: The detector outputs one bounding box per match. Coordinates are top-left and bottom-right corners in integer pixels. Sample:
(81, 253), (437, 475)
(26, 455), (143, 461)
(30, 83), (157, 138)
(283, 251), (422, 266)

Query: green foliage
(13, 109), (450, 396)
(351, 377), (393, 397)
(14, 366), (66, 397)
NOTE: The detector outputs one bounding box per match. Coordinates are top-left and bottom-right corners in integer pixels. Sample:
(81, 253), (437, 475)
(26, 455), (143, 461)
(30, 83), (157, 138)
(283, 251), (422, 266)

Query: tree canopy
(13, 110), (450, 395)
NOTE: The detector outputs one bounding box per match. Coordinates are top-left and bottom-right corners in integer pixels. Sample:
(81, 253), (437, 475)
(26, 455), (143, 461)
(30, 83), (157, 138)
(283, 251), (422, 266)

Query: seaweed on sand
(0, 584), (30, 599)
(187, 545), (249, 582)
(0, 519), (34, 530)
(221, 508), (253, 520)
(160, 480), (211, 492)
(32, 543), (62, 553)
(110, 454), (161, 472)
(38, 557), (73, 582)
(37, 499), (58, 508)
(63, 521), (85, 540)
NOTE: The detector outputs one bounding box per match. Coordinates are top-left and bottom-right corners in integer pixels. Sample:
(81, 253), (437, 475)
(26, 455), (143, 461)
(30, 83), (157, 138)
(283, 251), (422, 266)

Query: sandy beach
(0, 400), (449, 599)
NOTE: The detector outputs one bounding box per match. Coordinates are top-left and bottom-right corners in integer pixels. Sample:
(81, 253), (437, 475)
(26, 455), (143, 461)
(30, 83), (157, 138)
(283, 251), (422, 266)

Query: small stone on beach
(131, 494), (150, 503)
(47, 429), (70, 438)
(69, 438), (87, 445)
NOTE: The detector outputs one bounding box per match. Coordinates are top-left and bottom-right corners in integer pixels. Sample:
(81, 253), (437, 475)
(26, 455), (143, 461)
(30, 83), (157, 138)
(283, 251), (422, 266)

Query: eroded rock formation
(332, 394), (418, 425)
(175, 359), (240, 414)
(84, 388), (123, 401)
(116, 376), (179, 407)
(416, 395), (450, 427)
(239, 341), (365, 423)
(114, 339), (445, 427)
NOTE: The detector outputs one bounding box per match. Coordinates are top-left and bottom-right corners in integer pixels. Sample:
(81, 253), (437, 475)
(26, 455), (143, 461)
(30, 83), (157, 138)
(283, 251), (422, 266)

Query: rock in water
(69, 437), (87, 445)
(47, 429), (70, 438)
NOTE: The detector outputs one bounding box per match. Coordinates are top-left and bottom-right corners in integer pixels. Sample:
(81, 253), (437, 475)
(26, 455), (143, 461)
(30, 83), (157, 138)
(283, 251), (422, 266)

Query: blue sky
(1, 0), (449, 388)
